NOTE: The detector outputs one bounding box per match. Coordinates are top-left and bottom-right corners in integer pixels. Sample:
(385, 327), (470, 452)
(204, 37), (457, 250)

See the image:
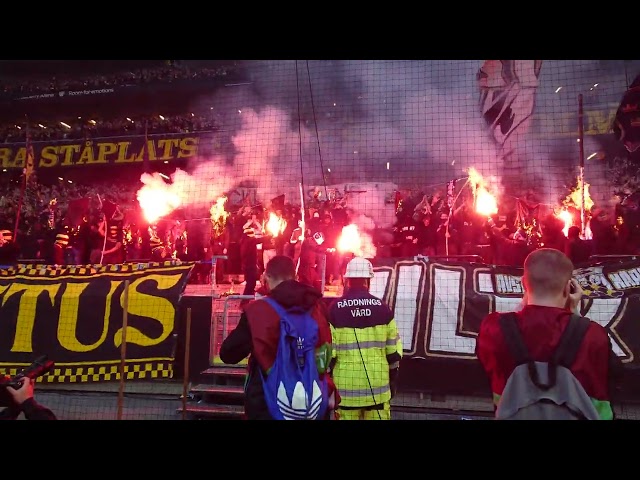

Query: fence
(3, 60), (640, 420)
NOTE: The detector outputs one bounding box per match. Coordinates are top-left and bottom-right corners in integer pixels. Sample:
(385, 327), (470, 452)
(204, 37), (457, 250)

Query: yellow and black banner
(0, 132), (214, 170)
(0, 261), (194, 383)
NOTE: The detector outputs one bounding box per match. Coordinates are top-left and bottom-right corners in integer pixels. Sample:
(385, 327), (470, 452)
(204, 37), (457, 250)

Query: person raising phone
(476, 248), (621, 420)
(0, 377), (57, 420)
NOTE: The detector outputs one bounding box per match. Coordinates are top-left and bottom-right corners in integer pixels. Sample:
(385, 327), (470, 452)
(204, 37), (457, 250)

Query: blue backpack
(259, 297), (330, 420)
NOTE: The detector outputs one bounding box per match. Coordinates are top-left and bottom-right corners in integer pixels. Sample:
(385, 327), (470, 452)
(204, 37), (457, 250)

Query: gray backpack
(495, 313), (600, 420)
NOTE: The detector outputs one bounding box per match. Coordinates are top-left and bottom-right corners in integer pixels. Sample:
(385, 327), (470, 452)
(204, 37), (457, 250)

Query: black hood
(268, 279), (323, 310)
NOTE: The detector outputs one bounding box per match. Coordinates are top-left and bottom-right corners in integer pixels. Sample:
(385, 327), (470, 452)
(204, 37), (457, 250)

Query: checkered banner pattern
(0, 261), (194, 385)
(0, 360), (173, 383)
(0, 260), (189, 277)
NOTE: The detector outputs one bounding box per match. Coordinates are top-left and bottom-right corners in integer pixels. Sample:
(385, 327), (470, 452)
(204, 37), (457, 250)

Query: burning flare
(137, 173), (181, 224)
(468, 167), (498, 216)
(338, 224), (363, 257)
(556, 209), (573, 237)
(265, 212), (287, 238)
(565, 176), (594, 212)
(337, 223), (376, 258)
(210, 196), (229, 237)
(555, 176), (594, 239)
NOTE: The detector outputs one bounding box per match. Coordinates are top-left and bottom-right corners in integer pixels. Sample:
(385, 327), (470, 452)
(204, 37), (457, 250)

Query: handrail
(421, 254), (486, 263)
(589, 254), (639, 262)
(221, 295), (261, 342)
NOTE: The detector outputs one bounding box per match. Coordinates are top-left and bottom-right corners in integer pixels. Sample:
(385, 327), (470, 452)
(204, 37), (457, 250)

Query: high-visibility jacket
(328, 287), (402, 408)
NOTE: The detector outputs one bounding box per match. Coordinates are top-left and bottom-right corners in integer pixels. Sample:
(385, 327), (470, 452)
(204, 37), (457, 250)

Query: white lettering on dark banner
(16, 93), (55, 100)
(608, 267), (640, 290)
(494, 274), (524, 295)
(67, 88), (115, 97)
(336, 298), (382, 308)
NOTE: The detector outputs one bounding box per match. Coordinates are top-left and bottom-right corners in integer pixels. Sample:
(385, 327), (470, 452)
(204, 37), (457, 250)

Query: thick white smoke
(139, 60), (632, 226)
(137, 105), (314, 218)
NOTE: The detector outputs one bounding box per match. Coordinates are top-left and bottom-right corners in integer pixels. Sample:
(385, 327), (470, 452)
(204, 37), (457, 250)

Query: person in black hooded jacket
(219, 255), (335, 419)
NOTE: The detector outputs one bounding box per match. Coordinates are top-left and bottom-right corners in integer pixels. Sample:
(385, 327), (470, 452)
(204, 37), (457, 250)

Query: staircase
(178, 365), (246, 419)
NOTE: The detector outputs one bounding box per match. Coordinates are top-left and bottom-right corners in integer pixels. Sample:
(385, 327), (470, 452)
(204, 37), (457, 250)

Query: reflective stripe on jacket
(55, 233), (69, 247)
(329, 287), (402, 408)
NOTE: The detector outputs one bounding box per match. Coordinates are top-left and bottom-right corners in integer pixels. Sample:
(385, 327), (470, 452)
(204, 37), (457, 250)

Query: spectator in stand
(0, 111), (222, 143)
(0, 61), (240, 99)
(564, 226), (592, 266)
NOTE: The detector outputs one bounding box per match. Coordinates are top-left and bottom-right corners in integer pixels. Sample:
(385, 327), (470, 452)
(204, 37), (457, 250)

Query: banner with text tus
(0, 131), (223, 170)
(371, 256), (640, 397)
(0, 261), (194, 383)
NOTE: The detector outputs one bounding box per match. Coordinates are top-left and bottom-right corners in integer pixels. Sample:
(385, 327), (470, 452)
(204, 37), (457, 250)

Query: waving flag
(25, 125), (35, 181)
(478, 60), (543, 153)
(613, 74), (640, 153)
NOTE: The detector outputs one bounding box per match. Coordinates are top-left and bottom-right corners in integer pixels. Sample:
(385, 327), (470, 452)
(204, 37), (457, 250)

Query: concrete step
(190, 384), (244, 396)
(177, 403), (244, 418)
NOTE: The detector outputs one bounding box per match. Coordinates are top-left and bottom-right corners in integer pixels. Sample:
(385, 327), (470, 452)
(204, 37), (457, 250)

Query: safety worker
(328, 257), (402, 420)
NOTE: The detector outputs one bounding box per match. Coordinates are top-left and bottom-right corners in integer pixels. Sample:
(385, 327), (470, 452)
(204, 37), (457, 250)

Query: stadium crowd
(0, 169), (636, 276)
(0, 112), (222, 143)
(0, 61), (240, 98)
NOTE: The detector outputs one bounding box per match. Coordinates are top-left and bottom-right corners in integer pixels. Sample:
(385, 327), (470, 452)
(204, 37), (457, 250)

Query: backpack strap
(499, 313), (531, 365)
(551, 314), (591, 368)
(262, 297), (307, 317)
(499, 312), (555, 391)
(262, 297), (287, 318)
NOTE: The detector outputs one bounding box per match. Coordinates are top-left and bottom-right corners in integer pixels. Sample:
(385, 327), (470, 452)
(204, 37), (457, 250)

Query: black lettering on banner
(0, 263), (194, 382)
(418, 265), (630, 361)
(579, 297), (631, 362)
(370, 266), (393, 305)
(486, 270), (629, 361)
(383, 260), (426, 357)
(475, 267), (523, 325)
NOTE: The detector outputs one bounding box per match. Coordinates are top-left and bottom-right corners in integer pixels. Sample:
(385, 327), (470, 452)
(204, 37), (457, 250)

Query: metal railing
(589, 254), (639, 263)
(419, 254), (486, 263)
(210, 294), (259, 363)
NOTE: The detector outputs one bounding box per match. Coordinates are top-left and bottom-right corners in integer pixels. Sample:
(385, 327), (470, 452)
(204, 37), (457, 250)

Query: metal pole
(578, 93), (586, 237)
(117, 280), (130, 420)
(210, 298), (219, 365)
(221, 296), (230, 342)
(297, 183), (306, 276)
(181, 307), (192, 420)
(320, 253), (326, 294)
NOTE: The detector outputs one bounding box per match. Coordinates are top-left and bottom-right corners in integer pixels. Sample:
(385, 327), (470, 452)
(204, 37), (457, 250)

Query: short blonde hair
(523, 248), (574, 297)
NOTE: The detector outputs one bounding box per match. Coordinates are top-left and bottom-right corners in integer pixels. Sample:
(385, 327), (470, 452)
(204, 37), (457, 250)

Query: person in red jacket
(476, 248), (620, 420)
(0, 378), (57, 420)
(220, 255), (338, 419)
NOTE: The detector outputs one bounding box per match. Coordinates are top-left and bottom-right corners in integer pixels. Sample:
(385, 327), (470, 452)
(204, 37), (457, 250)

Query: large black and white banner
(372, 256), (640, 397)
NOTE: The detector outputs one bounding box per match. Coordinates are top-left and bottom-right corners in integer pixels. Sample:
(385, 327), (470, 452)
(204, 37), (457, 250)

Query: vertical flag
(25, 123), (35, 182)
(478, 60), (542, 148)
(613, 73), (640, 153)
